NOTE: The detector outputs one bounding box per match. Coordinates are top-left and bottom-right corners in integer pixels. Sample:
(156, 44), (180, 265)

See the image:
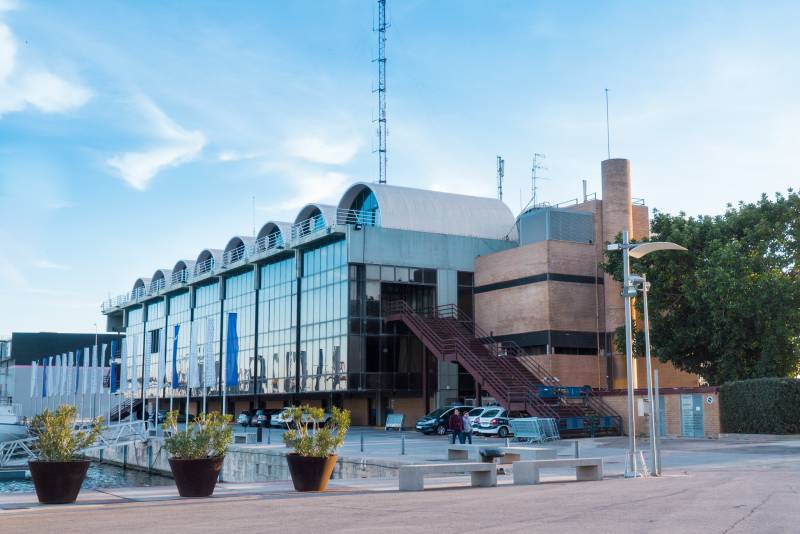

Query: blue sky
(1, 0), (798, 334)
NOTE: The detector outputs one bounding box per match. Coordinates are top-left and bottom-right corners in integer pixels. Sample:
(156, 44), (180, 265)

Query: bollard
(574, 440), (580, 458)
(401, 433), (406, 455)
(505, 438), (510, 448)
(267, 426), (271, 444)
(360, 432), (364, 453)
(257, 425), (263, 443)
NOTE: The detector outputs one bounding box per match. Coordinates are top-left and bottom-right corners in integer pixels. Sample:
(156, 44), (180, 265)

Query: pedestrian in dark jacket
(448, 409), (464, 444)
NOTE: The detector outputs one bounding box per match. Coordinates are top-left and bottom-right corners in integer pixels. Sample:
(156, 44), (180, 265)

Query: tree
(602, 190), (800, 385)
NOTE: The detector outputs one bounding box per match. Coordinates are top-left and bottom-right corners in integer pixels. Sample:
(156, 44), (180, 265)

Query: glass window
(366, 264), (380, 280)
(380, 266), (394, 281)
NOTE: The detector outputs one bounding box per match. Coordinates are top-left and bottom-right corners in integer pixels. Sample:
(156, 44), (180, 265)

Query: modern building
(100, 158), (698, 429)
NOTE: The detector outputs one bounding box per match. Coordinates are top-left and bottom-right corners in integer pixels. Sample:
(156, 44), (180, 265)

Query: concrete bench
(233, 432), (256, 444)
(447, 445), (557, 462)
(399, 463), (497, 491)
(512, 458), (603, 485)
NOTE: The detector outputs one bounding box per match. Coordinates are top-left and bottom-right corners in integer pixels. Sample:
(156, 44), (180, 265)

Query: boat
(0, 402), (28, 442)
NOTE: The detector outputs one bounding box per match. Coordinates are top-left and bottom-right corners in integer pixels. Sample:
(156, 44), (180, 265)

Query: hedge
(719, 378), (800, 434)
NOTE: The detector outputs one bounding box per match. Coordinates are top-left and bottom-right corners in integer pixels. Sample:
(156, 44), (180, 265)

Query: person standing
(448, 408), (464, 444)
(461, 411), (473, 444)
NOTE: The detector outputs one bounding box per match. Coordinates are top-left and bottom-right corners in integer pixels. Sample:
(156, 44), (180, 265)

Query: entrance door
(680, 394), (704, 438)
(658, 395), (667, 436)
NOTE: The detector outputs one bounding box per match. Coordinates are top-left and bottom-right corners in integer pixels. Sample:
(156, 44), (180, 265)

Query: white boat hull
(0, 423), (28, 442)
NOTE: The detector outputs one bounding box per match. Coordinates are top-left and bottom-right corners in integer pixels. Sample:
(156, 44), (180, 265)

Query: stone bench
(233, 432), (256, 444)
(447, 445), (557, 463)
(512, 458), (603, 485)
(399, 463), (497, 491)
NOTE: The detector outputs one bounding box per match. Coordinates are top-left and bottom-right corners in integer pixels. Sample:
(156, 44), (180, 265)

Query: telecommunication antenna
(496, 156), (504, 200)
(531, 153), (547, 207)
(374, 0), (389, 184)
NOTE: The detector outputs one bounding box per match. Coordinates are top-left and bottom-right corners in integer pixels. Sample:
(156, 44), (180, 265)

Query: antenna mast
(374, 0), (388, 184)
(496, 156), (504, 200)
(532, 153), (546, 207)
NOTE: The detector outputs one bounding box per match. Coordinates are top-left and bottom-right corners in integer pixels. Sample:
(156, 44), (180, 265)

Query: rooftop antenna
(605, 88), (611, 159)
(532, 153), (546, 207)
(496, 156), (504, 200)
(374, 0), (389, 184)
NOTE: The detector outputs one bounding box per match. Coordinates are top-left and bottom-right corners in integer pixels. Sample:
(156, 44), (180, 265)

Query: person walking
(461, 411), (473, 444)
(448, 408), (464, 444)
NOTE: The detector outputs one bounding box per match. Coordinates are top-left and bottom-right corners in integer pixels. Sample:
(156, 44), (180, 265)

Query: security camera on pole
(607, 231), (686, 478)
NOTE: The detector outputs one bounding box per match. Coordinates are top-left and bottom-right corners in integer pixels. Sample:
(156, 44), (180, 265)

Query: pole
(641, 275), (658, 476)
(186, 386), (191, 428)
(654, 369), (662, 475)
(621, 230), (639, 477)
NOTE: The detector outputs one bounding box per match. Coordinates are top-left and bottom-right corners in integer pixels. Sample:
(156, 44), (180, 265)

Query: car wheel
(435, 424), (447, 436)
(498, 426), (509, 438)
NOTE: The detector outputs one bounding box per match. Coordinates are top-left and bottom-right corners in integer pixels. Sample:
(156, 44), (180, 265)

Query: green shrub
(282, 405), (351, 457)
(29, 404), (104, 461)
(719, 378), (800, 434)
(162, 410), (233, 459)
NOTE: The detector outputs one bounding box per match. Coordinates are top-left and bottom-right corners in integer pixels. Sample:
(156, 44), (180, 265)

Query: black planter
(168, 457), (225, 498)
(286, 453), (337, 492)
(28, 459), (90, 504)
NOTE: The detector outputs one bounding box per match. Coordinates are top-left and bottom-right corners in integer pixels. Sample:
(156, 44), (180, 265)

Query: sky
(1, 0), (798, 335)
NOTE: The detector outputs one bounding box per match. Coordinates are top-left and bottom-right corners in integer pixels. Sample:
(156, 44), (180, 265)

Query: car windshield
(468, 408), (484, 416)
(482, 409), (501, 418)
(427, 408), (447, 418)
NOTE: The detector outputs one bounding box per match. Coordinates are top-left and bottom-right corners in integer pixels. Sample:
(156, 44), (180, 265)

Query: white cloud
(257, 161), (351, 219)
(284, 134), (362, 165)
(0, 16), (92, 117)
(107, 97), (206, 190)
(33, 259), (69, 270)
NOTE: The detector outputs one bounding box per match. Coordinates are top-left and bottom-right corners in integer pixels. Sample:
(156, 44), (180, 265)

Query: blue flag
(171, 324), (180, 388)
(110, 340), (118, 393)
(225, 313), (239, 387)
(41, 358), (47, 398)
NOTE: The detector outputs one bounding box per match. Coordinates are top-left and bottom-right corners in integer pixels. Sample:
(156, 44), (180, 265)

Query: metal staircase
(384, 300), (622, 437)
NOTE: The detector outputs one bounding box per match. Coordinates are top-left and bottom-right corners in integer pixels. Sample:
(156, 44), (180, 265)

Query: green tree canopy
(603, 190), (800, 385)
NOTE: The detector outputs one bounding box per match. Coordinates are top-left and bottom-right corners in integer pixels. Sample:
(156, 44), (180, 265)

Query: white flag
(100, 344), (108, 392)
(54, 354), (62, 396)
(83, 347), (90, 394)
(47, 356), (53, 398)
(130, 335), (139, 391)
(120, 337), (129, 391)
(143, 331), (152, 392)
(90, 345), (98, 394)
(157, 328), (166, 391)
(188, 322), (199, 388)
(30, 360), (37, 398)
(203, 317), (216, 388)
(67, 352), (74, 396)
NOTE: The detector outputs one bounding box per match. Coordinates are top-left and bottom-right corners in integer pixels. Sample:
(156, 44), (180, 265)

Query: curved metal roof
(256, 221), (292, 241)
(294, 203), (337, 226)
(337, 182), (516, 240)
(151, 269), (172, 282)
(172, 259), (196, 273)
(224, 235), (255, 253)
(195, 248), (223, 270)
(132, 277), (151, 291)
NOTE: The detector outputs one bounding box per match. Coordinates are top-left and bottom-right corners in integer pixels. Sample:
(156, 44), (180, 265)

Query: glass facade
(144, 299), (165, 395)
(222, 269), (256, 395)
(299, 239), (348, 392)
(166, 291), (191, 396)
(258, 256), (296, 394)
(125, 307), (144, 392)
(193, 281), (220, 393)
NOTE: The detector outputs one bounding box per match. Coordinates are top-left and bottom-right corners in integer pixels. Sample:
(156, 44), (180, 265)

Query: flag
(41, 358), (48, 398)
(101, 343), (108, 392)
(75, 349), (81, 394)
(110, 340), (118, 393)
(203, 317), (215, 388)
(225, 313), (239, 387)
(120, 337), (128, 391)
(90, 345), (98, 394)
(143, 331), (152, 392)
(67, 352), (74, 395)
(83, 347), (90, 394)
(188, 322), (199, 388)
(171, 324), (180, 388)
(157, 328), (166, 391)
(55, 354), (63, 396)
(130, 335), (139, 391)
(30, 360), (37, 398)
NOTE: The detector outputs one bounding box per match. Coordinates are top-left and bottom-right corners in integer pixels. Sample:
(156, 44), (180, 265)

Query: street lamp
(607, 231), (686, 478)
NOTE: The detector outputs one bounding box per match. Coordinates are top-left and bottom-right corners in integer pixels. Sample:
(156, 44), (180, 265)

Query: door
(658, 395), (667, 436)
(680, 394), (704, 438)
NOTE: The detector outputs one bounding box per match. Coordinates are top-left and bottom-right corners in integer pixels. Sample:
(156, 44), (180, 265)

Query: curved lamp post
(607, 231), (687, 478)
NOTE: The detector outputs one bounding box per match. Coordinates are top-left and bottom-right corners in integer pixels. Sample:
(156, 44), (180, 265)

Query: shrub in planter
(282, 405), (350, 492)
(162, 410), (233, 497)
(28, 405), (103, 504)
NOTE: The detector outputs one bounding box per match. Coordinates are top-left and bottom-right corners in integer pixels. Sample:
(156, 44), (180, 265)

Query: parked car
(237, 409), (255, 427)
(466, 407), (491, 427)
(250, 409), (274, 428)
(270, 407), (331, 428)
(473, 409), (526, 438)
(414, 405), (472, 435)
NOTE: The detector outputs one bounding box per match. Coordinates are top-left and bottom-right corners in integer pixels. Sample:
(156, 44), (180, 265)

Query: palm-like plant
(29, 405), (103, 462)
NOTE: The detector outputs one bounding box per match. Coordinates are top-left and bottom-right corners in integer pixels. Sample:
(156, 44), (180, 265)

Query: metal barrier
(510, 417), (560, 443)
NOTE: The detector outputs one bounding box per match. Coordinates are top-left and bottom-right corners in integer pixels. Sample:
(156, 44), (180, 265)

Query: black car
(415, 405), (473, 435)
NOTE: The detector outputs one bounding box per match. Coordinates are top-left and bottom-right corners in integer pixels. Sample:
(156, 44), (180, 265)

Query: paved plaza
(2, 433), (799, 533)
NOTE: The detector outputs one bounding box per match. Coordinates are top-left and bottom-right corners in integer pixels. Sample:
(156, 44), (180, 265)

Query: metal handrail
(131, 286), (146, 301)
(171, 269), (188, 286)
(291, 214), (327, 240)
(336, 208), (380, 227)
(149, 278), (166, 295)
(194, 257), (215, 277)
(255, 231), (284, 252)
(223, 244), (248, 266)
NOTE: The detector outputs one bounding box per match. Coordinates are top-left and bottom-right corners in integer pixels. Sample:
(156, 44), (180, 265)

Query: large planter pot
(286, 453), (337, 492)
(168, 457), (224, 498)
(28, 459), (90, 504)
